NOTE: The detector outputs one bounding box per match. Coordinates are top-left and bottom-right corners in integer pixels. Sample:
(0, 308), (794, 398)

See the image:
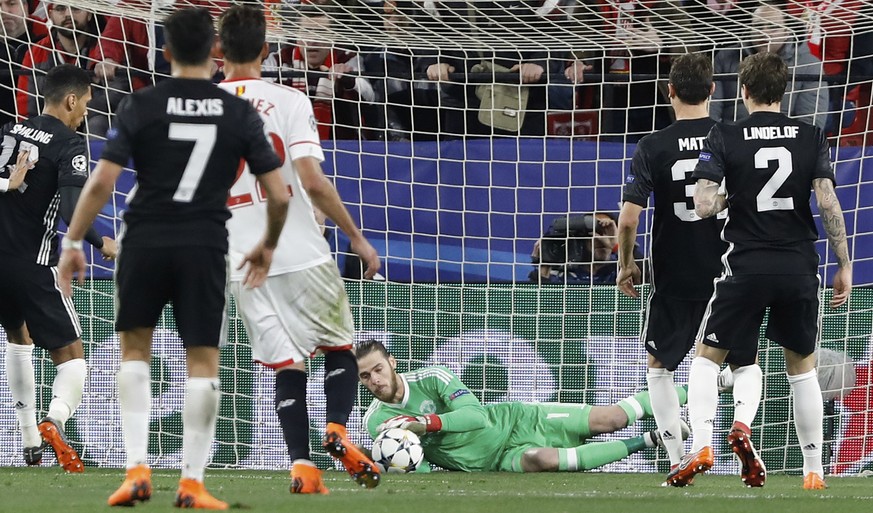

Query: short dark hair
(219, 5), (266, 64)
(163, 7), (215, 66)
(739, 51), (788, 105)
(355, 339), (391, 360)
(669, 53), (713, 105)
(43, 64), (91, 105)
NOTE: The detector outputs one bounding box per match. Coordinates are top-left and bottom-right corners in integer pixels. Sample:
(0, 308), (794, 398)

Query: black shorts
(0, 257), (81, 350)
(643, 292), (757, 371)
(115, 246), (228, 348)
(697, 274), (820, 357)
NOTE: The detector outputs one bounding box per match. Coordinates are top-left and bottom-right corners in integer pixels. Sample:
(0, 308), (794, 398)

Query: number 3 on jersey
(228, 132), (289, 208)
(672, 158), (726, 222)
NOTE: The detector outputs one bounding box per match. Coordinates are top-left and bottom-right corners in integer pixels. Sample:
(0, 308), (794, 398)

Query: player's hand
(351, 236), (381, 280)
(58, 247), (87, 297)
(377, 415), (417, 433)
(378, 414), (441, 436)
(99, 236), (117, 260)
(616, 262), (641, 298)
(6, 148), (36, 191)
(239, 241), (275, 289)
(830, 266), (852, 308)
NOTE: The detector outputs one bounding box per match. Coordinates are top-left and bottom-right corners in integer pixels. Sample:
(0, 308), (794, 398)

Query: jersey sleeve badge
(71, 155), (88, 175)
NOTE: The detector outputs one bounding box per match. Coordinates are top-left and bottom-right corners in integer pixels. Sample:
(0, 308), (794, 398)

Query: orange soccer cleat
(803, 472), (827, 490)
(174, 478), (228, 510)
(323, 422), (380, 488)
(38, 417), (83, 473)
(727, 422), (766, 487)
(665, 446), (714, 487)
(290, 460), (330, 494)
(107, 464), (152, 507)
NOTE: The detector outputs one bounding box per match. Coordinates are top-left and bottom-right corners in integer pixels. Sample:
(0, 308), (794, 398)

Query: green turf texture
(1, 467), (870, 512)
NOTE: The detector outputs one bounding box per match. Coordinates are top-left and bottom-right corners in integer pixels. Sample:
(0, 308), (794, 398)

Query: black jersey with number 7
(101, 78), (282, 251)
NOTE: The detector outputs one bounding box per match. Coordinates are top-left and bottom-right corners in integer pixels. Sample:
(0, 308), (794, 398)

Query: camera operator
(531, 212), (641, 285)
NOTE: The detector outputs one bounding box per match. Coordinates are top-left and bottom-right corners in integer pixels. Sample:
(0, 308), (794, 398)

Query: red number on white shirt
(228, 132), (291, 208)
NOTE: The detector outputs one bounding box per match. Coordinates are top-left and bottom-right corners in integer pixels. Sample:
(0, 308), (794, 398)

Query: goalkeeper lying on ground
(356, 339), (688, 472)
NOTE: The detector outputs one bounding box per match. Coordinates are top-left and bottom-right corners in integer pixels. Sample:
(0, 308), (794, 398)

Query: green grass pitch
(1, 467), (871, 512)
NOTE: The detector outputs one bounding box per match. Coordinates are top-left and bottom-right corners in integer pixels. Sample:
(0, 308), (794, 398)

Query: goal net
(0, 0), (871, 476)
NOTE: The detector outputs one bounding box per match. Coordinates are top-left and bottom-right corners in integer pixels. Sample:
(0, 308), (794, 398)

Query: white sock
(181, 377), (220, 482)
(48, 358), (87, 426)
(118, 360), (151, 469)
(788, 369), (824, 477)
(646, 368), (684, 465)
(688, 357), (720, 452)
(731, 364), (762, 428)
(5, 344), (40, 447)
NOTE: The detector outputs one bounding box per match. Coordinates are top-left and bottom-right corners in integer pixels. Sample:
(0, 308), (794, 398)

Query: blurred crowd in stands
(1, 0), (872, 144)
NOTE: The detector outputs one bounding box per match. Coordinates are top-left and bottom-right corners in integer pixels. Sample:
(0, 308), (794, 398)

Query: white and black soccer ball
(371, 428), (424, 473)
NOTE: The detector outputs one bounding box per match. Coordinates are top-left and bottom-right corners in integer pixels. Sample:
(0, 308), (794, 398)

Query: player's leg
(303, 263), (380, 488)
(172, 247), (228, 509)
(669, 276), (765, 487)
(108, 247), (171, 506)
(2, 320), (43, 464)
(18, 263), (88, 472)
(512, 437), (650, 472)
(723, 350), (766, 487)
(231, 276), (329, 494)
(642, 293), (699, 468)
(768, 275), (826, 489)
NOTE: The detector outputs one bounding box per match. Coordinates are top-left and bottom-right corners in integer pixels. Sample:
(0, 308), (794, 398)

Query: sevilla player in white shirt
(217, 5), (381, 494)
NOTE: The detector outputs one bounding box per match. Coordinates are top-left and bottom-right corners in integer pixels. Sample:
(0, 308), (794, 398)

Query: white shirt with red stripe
(218, 78), (332, 281)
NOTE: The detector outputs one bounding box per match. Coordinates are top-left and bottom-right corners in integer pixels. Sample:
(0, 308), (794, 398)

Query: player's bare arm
(693, 178), (727, 219)
(239, 168), (289, 289)
(616, 202), (643, 298)
(57, 159), (124, 296)
(296, 156), (381, 279)
(813, 177), (852, 307)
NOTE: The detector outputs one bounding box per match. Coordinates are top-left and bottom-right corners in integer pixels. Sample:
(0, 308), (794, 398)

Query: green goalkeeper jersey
(363, 365), (514, 471)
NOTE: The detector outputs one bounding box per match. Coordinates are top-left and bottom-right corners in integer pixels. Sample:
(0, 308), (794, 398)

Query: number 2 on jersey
(227, 132), (289, 208)
(755, 146), (794, 212)
(169, 122), (217, 203)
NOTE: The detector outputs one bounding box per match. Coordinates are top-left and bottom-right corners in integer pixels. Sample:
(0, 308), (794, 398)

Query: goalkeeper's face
(358, 352), (403, 403)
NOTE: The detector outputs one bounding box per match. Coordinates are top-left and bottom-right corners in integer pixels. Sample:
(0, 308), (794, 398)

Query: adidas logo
(803, 443), (817, 451)
(14, 401), (25, 409)
(647, 340), (657, 350)
(326, 368), (346, 379)
(276, 399), (296, 411)
(736, 400), (745, 406)
(706, 333), (719, 344)
(662, 430), (676, 440)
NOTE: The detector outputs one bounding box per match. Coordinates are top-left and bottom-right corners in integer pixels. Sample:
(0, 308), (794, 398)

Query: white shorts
(231, 261), (354, 368)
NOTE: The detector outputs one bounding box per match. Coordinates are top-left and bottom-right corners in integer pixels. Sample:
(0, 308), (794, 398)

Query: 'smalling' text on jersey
(0, 116), (88, 266)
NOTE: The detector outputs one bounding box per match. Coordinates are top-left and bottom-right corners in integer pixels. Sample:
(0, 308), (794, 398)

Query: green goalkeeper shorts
(490, 402), (593, 472)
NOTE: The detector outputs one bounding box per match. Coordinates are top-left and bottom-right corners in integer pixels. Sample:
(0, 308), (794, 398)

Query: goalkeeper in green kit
(356, 340), (688, 472)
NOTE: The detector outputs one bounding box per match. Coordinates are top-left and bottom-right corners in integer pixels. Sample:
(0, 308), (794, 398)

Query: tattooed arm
(693, 178), (727, 219)
(813, 177), (852, 307)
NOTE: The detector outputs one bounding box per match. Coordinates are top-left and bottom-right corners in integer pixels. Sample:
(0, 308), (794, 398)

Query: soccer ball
(371, 428), (424, 473)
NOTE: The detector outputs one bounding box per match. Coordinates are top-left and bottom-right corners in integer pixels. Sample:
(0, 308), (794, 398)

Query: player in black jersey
(57, 8), (289, 509)
(669, 52), (851, 490)
(618, 53), (763, 486)
(0, 64), (116, 473)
